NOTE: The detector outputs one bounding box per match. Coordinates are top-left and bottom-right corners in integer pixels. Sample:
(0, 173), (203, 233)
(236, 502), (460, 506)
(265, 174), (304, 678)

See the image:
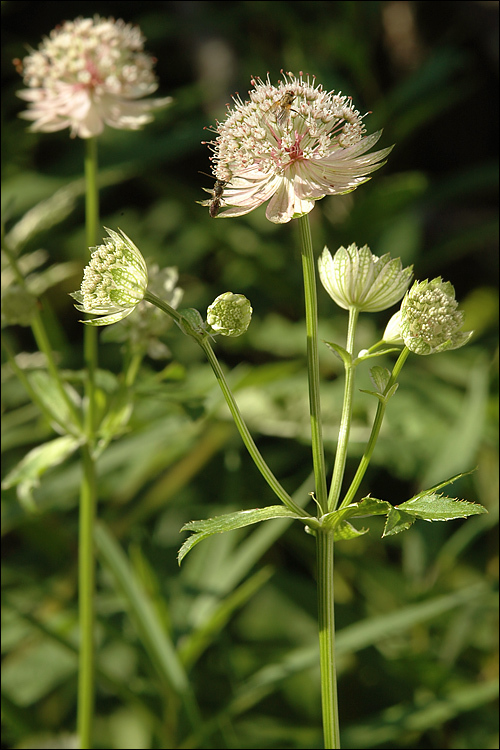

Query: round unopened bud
(318, 244), (413, 313)
(207, 292), (252, 337)
(400, 278), (473, 355)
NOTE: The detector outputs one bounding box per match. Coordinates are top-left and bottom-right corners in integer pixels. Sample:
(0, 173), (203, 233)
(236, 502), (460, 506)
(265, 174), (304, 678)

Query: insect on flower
(268, 90), (297, 128)
(198, 172), (228, 218)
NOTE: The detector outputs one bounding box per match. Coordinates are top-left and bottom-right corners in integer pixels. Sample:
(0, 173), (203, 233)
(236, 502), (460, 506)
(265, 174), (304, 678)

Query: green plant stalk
(317, 528), (340, 749)
(143, 289), (305, 517)
(77, 137), (100, 750)
(83, 137), (99, 435)
(77, 444), (97, 750)
(298, 215), (328, 514)
(200, 338), (305, 517)
(339, 346), (410, 511)
(297, 215), (340, 748)
(328, 307), (360, 511)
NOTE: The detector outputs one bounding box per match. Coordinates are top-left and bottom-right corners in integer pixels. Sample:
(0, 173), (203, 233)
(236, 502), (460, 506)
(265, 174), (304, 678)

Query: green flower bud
(382, 311), (404, 344)
(400, 277), (473, 355)
(206, 292), (252, 337)
(318, 243), (413, 313)
(71, 228), (148, 326)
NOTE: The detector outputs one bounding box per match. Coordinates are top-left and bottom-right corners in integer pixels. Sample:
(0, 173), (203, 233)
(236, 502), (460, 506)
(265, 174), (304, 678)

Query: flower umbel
(15, 15), (172, 138)
(206, 293), (253, 337)
(399, 278), (473, 355)
(202, 72), (393, 224)
(319, 244), (413, 312)
(71, 228), (148, 326)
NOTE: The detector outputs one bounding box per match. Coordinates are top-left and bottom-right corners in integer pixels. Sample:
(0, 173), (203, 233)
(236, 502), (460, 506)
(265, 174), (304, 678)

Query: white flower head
(202, 71), (393, 224)
(319, 244), (413, 312)
(206, 292), (253, 337)
(15, 15), (172, 138)
(399, 278), (473, 355)
(71, 228), (148, 326)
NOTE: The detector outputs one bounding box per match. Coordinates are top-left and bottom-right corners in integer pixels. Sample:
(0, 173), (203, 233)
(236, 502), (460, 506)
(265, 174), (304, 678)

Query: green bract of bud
(382, 311), (404, 344)
(206, 292), (252, 337)
(399, 277), (473, 355)
(71, 228), (148, 326)
(318, 244), (413, 313)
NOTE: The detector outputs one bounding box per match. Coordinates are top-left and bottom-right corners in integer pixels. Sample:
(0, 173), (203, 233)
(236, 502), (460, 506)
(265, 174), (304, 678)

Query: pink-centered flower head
(15, 15), (172, 138)
(202, 72), (393, 224)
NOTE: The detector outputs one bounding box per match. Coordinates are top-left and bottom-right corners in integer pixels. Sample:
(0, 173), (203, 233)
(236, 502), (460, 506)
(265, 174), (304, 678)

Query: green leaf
(383, 507), (416, 536)
(396, 493), (488, 521)
(420, 468), (476, 496)
(178, 506), (313, 564)
(28, 370), (81, 431)
(323, 340), (352, 367)
(94, 523), (191, 697)
(347, 496), (393, 517)
(322, 497), (391, 528)
(334, 520), (368, 540)
(1, 435), (81, 511)
(369, 366), (391, 394)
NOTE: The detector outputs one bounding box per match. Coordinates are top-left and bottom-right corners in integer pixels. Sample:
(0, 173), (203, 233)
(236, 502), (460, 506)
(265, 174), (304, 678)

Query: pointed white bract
(318, 244), (413, 313)
(71, 228), (148, 326)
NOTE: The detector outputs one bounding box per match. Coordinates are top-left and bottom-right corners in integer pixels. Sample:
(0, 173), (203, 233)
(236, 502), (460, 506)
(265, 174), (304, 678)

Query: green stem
(143, 290), (305, 516)
(339, 346), (410, 510)
(298, 215), (328, 515)
(328, 307), (360, 511)
(317, 529), (340, 748)
(83, 137), (99, 437)
(143, 291), (184, 326)
(200, 338), (305, 517)
(77, 137), (100, 750)
(77, 444), (97, 750)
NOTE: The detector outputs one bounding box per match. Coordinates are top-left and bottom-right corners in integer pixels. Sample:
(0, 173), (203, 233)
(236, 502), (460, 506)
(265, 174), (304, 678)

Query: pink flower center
(285, 132), (305, 163)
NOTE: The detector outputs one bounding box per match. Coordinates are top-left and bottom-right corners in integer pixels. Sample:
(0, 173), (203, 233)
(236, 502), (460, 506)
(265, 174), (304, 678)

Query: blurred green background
(2, 2), (498, 749)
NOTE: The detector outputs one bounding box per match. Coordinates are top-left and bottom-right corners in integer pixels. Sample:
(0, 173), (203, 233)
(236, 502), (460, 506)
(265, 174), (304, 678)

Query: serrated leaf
(348, 496), (392, 517)
(321, 497), (391, 532)
(420, 468), (476, 496)
(369, 366), (391, 394)
(396, 493), (488, 521)
(383, 507), (416, 536)
(323, 341), (351, 367)
(178, 506), (312, 564)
